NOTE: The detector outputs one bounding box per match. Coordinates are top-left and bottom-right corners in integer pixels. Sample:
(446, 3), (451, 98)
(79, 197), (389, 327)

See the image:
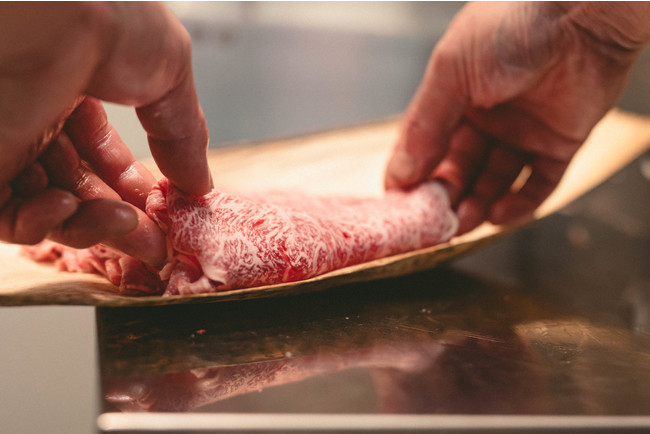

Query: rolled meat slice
(148, 178), (457, 295)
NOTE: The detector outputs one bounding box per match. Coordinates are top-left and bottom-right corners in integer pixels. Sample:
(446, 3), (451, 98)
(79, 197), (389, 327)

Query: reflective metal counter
(96, 154), (650, 432)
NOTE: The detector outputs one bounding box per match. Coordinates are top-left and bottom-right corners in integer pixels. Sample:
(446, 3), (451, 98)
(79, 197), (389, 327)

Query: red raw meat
(148, 179), (457, 295)
(23, 179), (458, 296)
(22, 242), (162, 295)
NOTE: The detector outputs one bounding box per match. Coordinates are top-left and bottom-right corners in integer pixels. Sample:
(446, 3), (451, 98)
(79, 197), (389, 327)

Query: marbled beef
(24, 179), (458, 296)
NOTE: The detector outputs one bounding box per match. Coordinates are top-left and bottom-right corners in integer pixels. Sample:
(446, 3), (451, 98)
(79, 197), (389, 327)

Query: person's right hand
(385, 2), (650, 234)
(0, 3), (212, 265)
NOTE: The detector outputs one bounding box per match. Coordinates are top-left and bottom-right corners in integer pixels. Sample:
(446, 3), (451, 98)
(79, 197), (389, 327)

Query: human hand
(385, 1), (650, 234)
(0, 2), (212, 265)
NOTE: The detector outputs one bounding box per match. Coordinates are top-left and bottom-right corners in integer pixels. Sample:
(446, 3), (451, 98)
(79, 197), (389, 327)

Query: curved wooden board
(1, 110), (649, 306)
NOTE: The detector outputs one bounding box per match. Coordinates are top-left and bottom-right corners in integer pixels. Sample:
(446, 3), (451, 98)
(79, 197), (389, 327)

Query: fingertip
(109, 201), (140, 234)
(191, 168), (214, 196)
(48, 189), (81, 218)
(149, 139), (213, 196)
(47, 199), (166, 266)
(102, 207), (166, 266)
(383, 175), (399, 191)
(170, 171), (213, 197)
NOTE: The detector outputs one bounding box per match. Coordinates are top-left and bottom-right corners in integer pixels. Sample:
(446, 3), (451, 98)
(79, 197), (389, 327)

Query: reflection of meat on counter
(105, 342), (444, 412)
(23, 179), (457, 296)
(104, 333), (549, 414)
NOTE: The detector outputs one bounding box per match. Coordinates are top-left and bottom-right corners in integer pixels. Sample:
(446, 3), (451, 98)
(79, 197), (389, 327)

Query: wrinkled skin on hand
(385, 1), (650, 234)
(0, 2), (212, 265)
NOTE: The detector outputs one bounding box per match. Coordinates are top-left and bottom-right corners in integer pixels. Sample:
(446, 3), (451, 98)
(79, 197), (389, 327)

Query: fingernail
(111, 203), (140, 235)
(103, 208), (166, 266)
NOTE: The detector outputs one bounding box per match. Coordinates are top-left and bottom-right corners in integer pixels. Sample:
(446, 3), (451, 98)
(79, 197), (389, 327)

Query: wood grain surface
(1, 110), (649, 306)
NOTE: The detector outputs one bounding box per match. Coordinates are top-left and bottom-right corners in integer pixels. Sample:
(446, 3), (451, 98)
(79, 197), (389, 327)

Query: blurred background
(105, 1), (650, 159)
(1, 2), (649, 433)
(106, 1), (465, 158)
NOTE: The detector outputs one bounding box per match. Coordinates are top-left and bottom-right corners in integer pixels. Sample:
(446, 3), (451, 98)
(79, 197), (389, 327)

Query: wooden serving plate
(1, 110), (649, 306)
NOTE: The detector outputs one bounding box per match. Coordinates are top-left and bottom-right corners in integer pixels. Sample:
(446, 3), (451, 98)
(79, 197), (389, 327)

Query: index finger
(137, 73), (213, 196)
(86, 3), (212, 196)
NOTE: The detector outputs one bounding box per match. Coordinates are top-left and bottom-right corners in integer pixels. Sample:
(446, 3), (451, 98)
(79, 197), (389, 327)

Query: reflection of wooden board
(1, 110), (649, 306)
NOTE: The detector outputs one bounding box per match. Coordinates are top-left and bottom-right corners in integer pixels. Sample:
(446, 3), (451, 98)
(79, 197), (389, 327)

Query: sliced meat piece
(147, 179), (457, 295)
